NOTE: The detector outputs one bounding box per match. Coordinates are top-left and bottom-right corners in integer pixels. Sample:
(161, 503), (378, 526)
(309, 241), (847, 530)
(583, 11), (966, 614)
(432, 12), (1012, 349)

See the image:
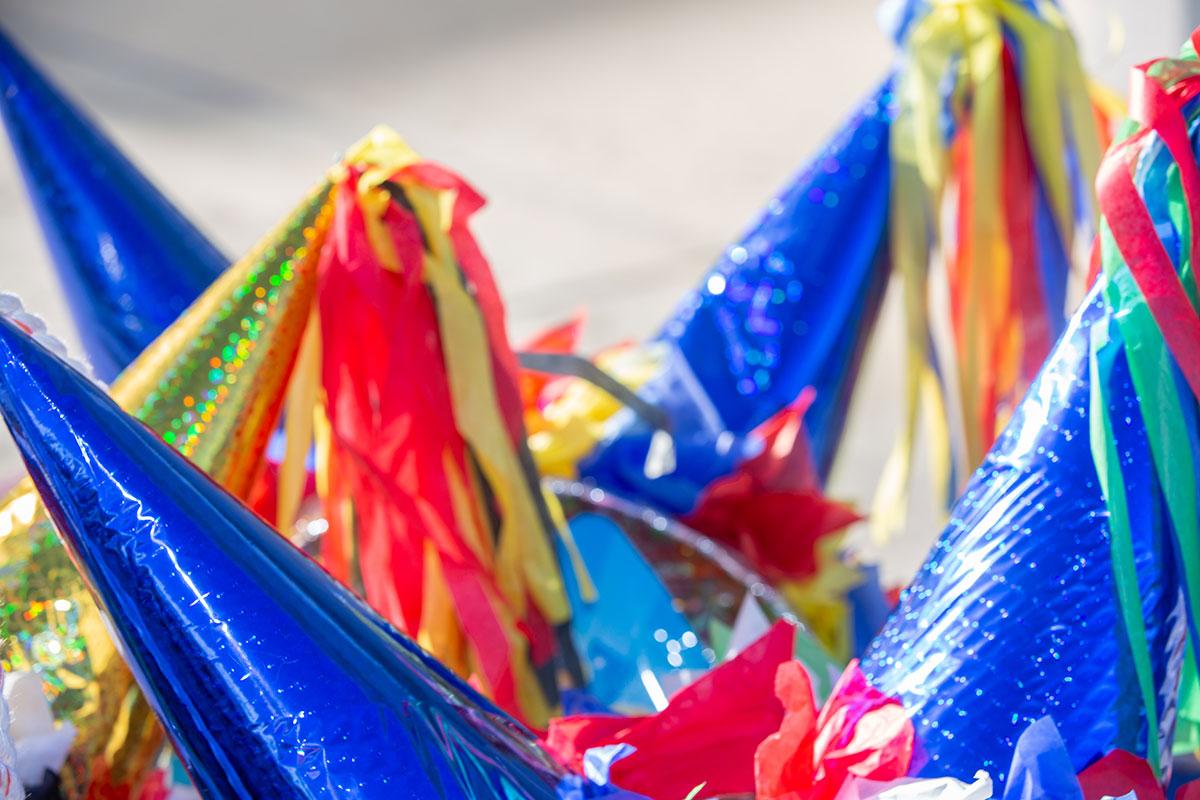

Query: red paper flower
(545, 622), (797, 799)
(1076, 750), (1163, 800)
(756, 659), (914, 800)
(685, 389), (861, 582)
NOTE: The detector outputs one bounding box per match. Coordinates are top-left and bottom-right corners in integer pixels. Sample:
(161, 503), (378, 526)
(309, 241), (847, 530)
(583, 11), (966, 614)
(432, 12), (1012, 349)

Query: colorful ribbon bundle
(279, 128), (574, 726)
(1089, 31), (1200, 768)
(876, 0), (1115, 536)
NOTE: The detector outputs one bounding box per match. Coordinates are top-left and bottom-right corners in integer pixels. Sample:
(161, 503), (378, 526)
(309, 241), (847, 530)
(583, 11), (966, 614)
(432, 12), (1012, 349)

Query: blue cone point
(580, 79), (893, 509)
(0, 27), (226, 380)
(0, 315), (566, 799)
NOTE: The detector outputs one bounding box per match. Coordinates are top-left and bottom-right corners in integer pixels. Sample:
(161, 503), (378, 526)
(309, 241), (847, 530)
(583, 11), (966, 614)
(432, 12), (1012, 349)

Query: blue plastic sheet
(0, 316), (568, 799)
(558, 513), (712, 713)
(1002, 717), (1084, 800)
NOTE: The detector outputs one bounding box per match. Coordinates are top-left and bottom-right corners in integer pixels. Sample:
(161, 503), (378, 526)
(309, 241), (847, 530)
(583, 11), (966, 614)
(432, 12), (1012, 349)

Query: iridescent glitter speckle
(116, 185), (334, 494)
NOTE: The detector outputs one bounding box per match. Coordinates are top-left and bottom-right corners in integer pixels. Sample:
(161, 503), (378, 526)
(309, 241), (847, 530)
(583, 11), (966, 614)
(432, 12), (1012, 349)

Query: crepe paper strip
(1092, 36), (1200, 770)
(304, 128), (574, 725)
(756, 658), (914, 800)
(316, 180), (531, 714)
(874, 0), (1104, 542)
(1087, 238), (1104, 290)
(1128, 64), (1200, 301)
(1001, 62), (1046, 375)
(1097, 147), (1200, 400)
(545, 622), (796, 799)
(1100, 260), (1199, 762)
(1076, 751), (1163, 800)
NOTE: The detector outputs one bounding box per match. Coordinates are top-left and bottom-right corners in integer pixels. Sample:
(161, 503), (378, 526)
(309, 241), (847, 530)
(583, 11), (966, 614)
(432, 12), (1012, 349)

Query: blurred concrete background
(0, 0), (1196, 584)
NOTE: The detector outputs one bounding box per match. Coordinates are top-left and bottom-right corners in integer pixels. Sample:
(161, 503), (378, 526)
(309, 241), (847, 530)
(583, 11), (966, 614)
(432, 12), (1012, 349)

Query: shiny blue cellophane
(0, 316), (567, 799)
(860, 287), (1183, 784)
(556, 513), (711, 713)
(0, 28), (226, 381)
(580, 80), (893, 510)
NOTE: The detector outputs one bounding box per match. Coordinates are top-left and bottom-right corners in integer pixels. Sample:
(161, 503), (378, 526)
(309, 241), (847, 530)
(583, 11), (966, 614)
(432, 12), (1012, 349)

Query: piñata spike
(654, 80), (893, 475)
(0, 27), (226, 380)
(0, 315), (567, 799)
(860, 33), (1200, 777)
(539, 0), (1118, 552)
(578, 80), (893, 501)
(860, 286), (1182, 782)
(0, 184), (334, 796)
(517, 88), (891, 660)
